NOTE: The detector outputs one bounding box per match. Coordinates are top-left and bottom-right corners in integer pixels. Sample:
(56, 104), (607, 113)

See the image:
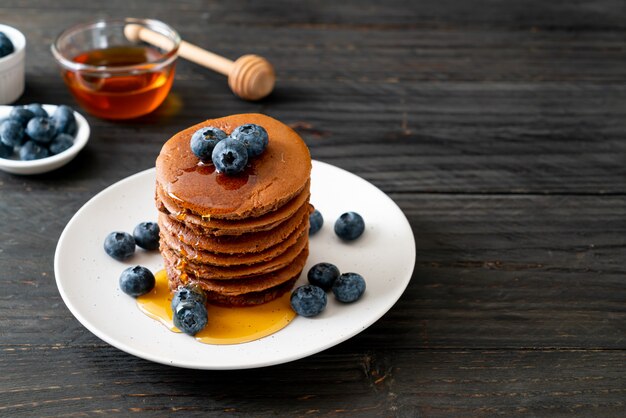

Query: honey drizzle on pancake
(164, 160), (258, 214)
(137, 270), (296, 345)
(156, 114), (311, 220)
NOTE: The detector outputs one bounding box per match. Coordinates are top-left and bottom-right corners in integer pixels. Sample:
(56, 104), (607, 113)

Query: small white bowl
(0, 104), (90, 175)
(0, 23), (26, 104)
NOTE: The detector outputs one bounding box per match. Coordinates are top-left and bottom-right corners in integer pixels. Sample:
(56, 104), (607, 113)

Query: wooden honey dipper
(124, 24), (275, 101)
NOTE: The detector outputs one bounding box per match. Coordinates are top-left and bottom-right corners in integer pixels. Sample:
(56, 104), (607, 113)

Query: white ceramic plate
(0, 104), (90, 175)
(54, 160), (415, 369)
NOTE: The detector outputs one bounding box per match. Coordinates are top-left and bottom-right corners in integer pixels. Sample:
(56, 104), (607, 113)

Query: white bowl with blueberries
(0, 24), (26, 105)
(0, 103), (90, 175)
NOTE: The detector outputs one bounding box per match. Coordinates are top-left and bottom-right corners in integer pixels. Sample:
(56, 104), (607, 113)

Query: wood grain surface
(0, 0), (624, 417)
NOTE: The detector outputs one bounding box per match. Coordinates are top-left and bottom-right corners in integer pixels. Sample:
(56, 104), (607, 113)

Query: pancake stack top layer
(155, 113), (312, 306)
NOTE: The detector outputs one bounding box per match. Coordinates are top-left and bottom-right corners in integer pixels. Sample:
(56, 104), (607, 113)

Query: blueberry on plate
(133, 221), (160, 250)
(103, 231), (136, 261)
(24, 104), (48, 118)
(9, 107), (35, 127)
(190, 126), (227, 162)
(52, 105), (77, 136)
(230, 123), (269, 157)
(0, 119), (25, 147)
(0, 141), (13, 159)
(309, 209), (323, 235)
(290, 284), (327, 317)
(332, 272), (366, 303)
(173, 300), (208, 336)
(212, 137), (248, 175)
(49, 133), (74, 155)
(26, 117), (56, 144)
(171, 284), (207, 312)
(307, 262), (340, 291)
(0, 32), (14, 58)
(19, 140), (49, 160)
(119, 265), (155, 297)
(334, 211), (365, 241)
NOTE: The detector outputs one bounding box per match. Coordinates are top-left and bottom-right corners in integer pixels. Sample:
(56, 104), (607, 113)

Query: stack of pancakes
(155, 114), (312, 306)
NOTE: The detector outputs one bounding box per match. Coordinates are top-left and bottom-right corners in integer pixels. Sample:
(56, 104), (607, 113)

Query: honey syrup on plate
(63, 46), (175, 119)
(136, 270), (296, 344)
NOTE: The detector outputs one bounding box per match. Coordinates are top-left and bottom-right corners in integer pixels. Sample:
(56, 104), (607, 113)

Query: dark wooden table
(1, 1), (625, 416)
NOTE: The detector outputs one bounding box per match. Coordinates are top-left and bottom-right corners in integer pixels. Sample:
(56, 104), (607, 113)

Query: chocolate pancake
(157, 203), (311, 255)
(159, 216), (309, 266)
(169, 275), (299, 307)
(155, 180), (310, 236)
(160, 228), (309, 280)
(165, 248), (308, 306)
(166, 246), (308, 295)
(156, 113), (311, 220)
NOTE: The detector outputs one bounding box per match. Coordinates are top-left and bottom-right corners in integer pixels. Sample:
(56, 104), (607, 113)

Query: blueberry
(0, 32), (14, 58)
(133, 221), (160, 250)
(52, 105), (77, 136)
(173, 300), (208, 336)
(307, 262), (340, 291)
(49, 133), (74, 155)
(290, 285), (327, 317)
(25, 104), (48, 118)
(0, 141), (13, 159)
(25, 117), (56, 144)
(309, 209), (323, 235)
(212, 137), (248, 175)
(0, 119), (25, 147)
(119, 265), (155, 297)
(9, 107), (35, 127)
(19, 140), (49, 160)
(332, 272), (366, 303)
(171, 284), (207, 312)
(231, 123), (268, 157)
(190, 126), (227, 162)
(103, 231), (136, 261)
(334, 211), (365, 241)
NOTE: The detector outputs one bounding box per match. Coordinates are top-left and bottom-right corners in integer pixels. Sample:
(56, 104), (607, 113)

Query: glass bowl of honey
(51, 18), (180, 120)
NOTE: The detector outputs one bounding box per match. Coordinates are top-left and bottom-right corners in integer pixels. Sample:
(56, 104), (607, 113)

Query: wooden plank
(3, 10), (624, 83)
(1, 193), (623, 349)
(2, 78), (625, 194)
(0, 347), (623, 417)
(2, 0), (625, 30)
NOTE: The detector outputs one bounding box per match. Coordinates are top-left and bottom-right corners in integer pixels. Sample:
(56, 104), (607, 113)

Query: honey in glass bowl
(52, 18), (180, 120)
(65, 45), (175, 119)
